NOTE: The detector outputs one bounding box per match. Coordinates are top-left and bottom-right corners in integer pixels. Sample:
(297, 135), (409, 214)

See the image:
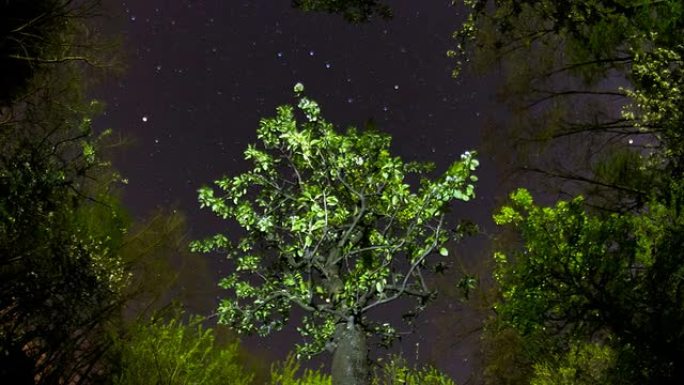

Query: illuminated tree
(192, 84), (478, 385)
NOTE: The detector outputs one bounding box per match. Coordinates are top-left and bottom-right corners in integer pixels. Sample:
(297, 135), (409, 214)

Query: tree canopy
(0, 2), (189, 382)
(446, 1), (684, 383)
(489, 184), (684, 384)
(0, 58), (128, 385)
(451, 0), (684, 211)
(192, 83), (478, 384)
(291, 0), (392, 23)
(0, 0), (118, 106)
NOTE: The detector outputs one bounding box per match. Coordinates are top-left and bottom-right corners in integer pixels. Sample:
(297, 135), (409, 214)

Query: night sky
(93, 1), (502, 380)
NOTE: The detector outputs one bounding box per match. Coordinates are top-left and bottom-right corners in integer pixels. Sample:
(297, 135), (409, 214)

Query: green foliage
(530, 342), (615, 385)
(0, 4), (130, 382)
(452, 0), (684, 211)
(0, 69), (128, 384)
(269, 354), (456, 385)
(0, 0), (119, 105)
(372, 356), (455, 385)
(0, 152), (126, 383)
(480, 323), (535, 385)
(492, 186), (684, 383)
(113, 314), (253, 385)
(192, 83), (478, 359)
(270, 355), (331, 385)
(623, 43), (684, 170)
(455, 6), (684, 380)
(291, 0), (391, 23)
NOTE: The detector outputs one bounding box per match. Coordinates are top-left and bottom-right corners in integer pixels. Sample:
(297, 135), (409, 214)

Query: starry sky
(92, 0), (502, 381)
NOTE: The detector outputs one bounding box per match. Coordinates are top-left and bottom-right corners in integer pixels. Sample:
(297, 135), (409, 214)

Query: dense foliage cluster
(0, 3), (129, 383)
(493, 185), (684, 383)
(291, 0), (391, 23)
(0, 1), (212, 383)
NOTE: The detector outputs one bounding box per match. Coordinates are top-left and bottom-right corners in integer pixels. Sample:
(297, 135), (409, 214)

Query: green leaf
(293, 82), (304, 94)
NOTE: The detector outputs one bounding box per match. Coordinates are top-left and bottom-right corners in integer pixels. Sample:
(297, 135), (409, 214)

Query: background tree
(117, 208), (220, 318)
(0, 66), (129, 383)
(490, 186), (684, 384)
(0, 0), (119, 106)
(449, 4), (684, 382)
(0, 1), (193, 383)
(192, 83), (479, 385)
(291, 0), (391, 23)
(451, 0), (683, 212)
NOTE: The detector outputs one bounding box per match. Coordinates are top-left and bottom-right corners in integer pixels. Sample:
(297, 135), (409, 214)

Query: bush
(113, 315), (253, 385)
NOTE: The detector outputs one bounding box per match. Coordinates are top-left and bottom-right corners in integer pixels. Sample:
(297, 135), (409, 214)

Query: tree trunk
(331, 321), (369, 385)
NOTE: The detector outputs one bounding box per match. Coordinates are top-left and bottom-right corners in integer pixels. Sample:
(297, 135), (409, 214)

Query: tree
(192, 83), (479, 385)
(479, 322), (535, 385)
(491, 186), (684, 384)
(0, 0), (119, 106)
(450, 0), (684, 211)
(1, 3), (132, 382)
(0, 82), (129, 384)
(291, 0), (391, 23)
(117, 208), (221, 318)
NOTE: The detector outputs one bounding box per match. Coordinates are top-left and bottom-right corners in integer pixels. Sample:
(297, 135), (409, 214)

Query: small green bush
(113, 315), (253, 385)
(530, 342), (615, 385)
(268, 354), (456, 385)
(373, 356), (456, 385)
(270, 355), (331, 385)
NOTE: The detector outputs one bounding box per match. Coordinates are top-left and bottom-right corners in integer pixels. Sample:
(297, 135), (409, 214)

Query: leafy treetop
(192, 83), (479, 358)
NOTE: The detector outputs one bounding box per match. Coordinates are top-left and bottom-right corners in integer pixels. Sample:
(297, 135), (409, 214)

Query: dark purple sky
(93, 0), (502, 381)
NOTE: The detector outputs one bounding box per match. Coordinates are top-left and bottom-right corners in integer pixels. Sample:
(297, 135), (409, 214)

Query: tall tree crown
(192, 84), (479, 358)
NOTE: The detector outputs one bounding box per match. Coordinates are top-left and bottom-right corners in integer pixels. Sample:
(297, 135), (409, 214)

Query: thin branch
(525, 89), (627, 110)
(542, 56), (633, 77)
(361, 216), (444, 313)
(7, 54), (112, 67)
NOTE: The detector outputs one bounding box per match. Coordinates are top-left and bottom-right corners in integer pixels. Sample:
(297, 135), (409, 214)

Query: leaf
(293, 82), (304, 94)
(439, 247), (449, 256)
